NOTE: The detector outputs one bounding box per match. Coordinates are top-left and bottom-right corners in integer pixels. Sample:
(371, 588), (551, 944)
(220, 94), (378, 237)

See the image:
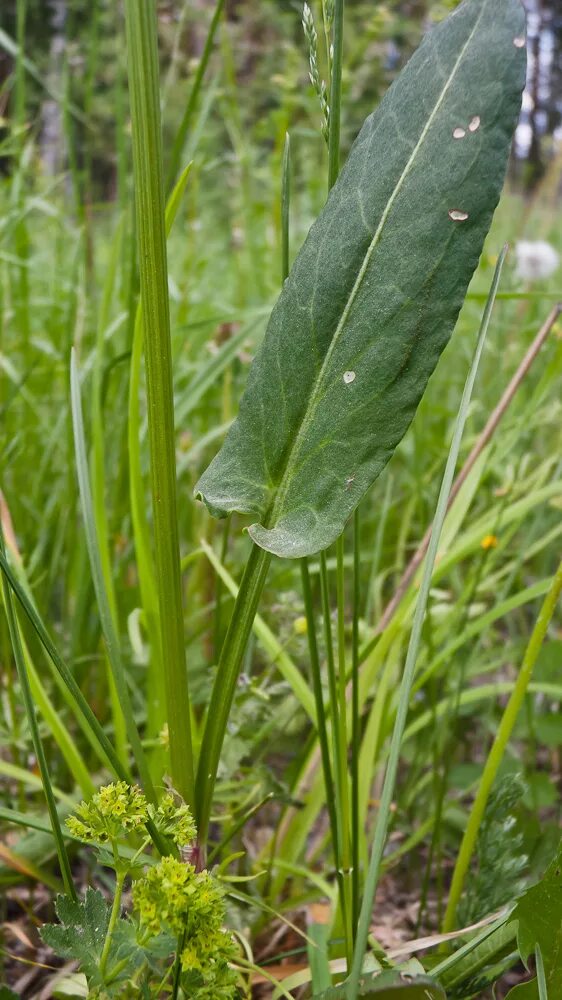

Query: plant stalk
(195, 543), (271, 844)
(99, 866), (126, 978)
(124, 0), (195, 806)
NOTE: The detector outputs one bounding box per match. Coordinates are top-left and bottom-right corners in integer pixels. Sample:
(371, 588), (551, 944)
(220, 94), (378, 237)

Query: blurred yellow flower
(481, 534), (498, 550)
(294, 616), (308, 635)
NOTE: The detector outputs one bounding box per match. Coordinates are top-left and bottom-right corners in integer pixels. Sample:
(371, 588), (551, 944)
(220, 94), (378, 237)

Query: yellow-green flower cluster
(133, 857), (238, 996)
(66, 782), (148, 843)
(150, 791), (196, 848)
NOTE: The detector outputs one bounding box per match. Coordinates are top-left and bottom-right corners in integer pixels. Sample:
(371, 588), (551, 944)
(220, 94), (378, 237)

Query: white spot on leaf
(343, 370), (356, 384)
(448, 209), (469, 222)
(469, 115), (481, 132)
(513, 36), (526, 48)
(453, 127), (466, 139)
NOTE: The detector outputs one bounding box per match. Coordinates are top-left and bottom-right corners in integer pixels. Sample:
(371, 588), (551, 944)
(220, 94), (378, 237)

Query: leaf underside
(195, 0), (526, 558)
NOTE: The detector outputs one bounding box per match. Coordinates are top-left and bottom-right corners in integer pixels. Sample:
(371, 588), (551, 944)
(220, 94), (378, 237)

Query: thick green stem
(195, 543), (271, 844)
(442, 555), (562, 933)
(124, 0), (194, 806)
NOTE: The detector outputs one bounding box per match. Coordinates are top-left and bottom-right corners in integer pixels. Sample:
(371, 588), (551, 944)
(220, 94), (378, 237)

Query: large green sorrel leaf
(195, 0), (525, 558)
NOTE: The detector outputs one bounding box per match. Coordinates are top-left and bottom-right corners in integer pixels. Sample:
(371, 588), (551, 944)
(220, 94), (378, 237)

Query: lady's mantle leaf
(195, 0), (526, 558)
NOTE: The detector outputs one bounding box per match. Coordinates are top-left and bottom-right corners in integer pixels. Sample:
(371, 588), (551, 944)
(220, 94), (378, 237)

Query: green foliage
(506, 841), (562, 999)
(458, 773), (528, 925)
(41, 888), (127, 990)
(4, 0), (562, 995)
(41, 784), (239, 998)
(313, 969), (446, 998)
(196, 0), (526, 558)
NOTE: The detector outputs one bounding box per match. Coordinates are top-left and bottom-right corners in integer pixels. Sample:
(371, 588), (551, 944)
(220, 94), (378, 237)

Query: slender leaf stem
(195, 543), (271, 845)
(347, 248), (509, 995)
(124, 0), (194, 806)
(99, 865), (125, 978)
(300, 559), (338, 862)
(442, 553), (562, 933)
(319, 551), (349, 937)
(336, 534), (353, 963)
(351, 508), (360, 932)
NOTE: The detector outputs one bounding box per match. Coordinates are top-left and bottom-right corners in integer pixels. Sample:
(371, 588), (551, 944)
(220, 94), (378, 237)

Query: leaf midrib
(265, 0), (487, 530)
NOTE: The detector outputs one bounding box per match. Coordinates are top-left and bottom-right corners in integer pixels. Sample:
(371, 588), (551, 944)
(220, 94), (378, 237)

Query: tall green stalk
(124, 0), (194, 807)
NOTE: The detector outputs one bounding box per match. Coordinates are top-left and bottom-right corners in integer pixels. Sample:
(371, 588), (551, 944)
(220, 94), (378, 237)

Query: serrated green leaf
(41, 889), (110, 986)
(195, 0), (525, 558)
(505, 842), (562, 1000)
(40, 888), (138, 991)
(313, 970), (446, 998)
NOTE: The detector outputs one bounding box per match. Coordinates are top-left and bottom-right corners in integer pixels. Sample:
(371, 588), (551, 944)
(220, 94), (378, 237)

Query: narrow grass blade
(327, 0), (344, 189)
(347, 247), (509, 994)
(0, 529), (76, 900)
(165, 0), (225, 191)
(536, 944), (548, 1000)
(91, 213), (127, 762)
(0, 549), (131, 783)
(70, 349), (156, 802)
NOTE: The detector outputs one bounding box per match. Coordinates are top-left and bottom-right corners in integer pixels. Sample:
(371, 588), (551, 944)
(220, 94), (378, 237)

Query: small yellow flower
(480, 534), (498, 551)
(293, 616), (308, 636)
